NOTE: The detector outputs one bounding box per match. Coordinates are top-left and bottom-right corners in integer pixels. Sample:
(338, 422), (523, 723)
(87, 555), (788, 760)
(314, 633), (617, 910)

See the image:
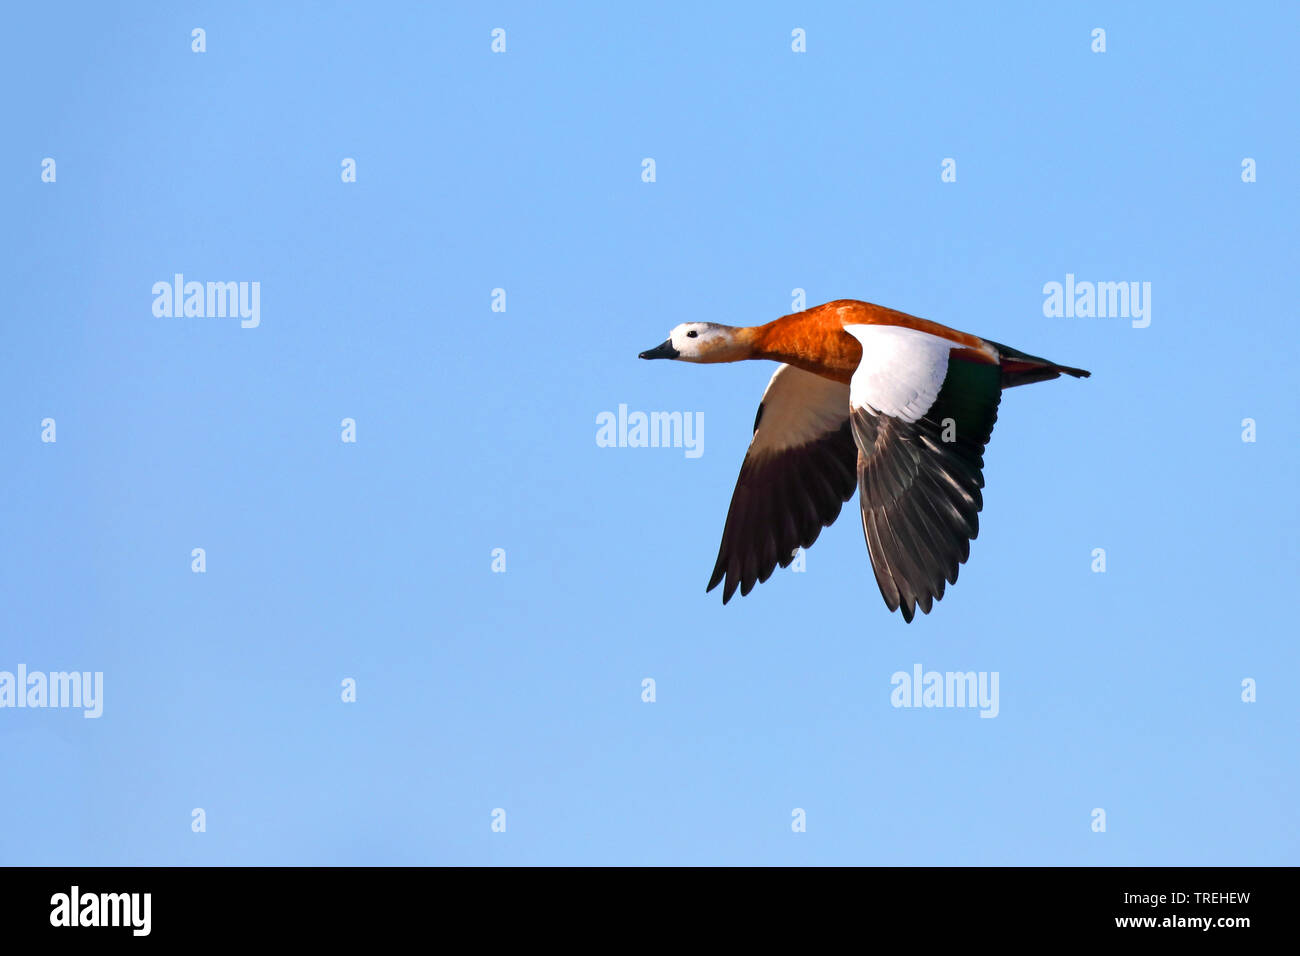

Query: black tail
(987, 339), (1091, 389)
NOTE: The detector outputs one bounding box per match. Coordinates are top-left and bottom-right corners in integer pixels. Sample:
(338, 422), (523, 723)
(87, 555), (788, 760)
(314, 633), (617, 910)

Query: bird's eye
(686, 330), (698, 338)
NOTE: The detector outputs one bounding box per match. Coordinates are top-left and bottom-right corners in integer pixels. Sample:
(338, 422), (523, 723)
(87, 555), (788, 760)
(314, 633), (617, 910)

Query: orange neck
(742, 318), (861, 384)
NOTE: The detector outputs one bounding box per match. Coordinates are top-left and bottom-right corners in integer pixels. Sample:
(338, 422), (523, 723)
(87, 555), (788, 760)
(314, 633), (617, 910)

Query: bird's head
(639, 323), (747, 363)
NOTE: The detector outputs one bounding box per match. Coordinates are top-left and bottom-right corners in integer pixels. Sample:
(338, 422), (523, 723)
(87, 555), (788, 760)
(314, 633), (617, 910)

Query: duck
(639, 299), (1090, 621)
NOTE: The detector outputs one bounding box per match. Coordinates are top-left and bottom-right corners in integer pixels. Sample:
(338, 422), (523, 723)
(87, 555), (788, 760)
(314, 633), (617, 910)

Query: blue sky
(2, 2), (1296, 865)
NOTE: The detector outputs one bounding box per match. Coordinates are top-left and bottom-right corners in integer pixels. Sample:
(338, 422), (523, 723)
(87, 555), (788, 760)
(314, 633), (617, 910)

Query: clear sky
(2, 2), (1296, 866)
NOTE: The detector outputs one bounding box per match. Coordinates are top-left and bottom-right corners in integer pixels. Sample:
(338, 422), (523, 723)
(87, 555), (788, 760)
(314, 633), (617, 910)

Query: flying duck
(639, 299), (1090, 621)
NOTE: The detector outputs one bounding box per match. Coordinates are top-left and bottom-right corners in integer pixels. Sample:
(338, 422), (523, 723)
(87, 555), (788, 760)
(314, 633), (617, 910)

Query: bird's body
(743, 300), (993, 384)
(639, 299), (1090, 621)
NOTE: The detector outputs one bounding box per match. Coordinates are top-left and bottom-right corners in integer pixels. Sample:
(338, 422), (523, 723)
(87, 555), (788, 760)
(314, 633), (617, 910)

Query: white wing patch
(844, 325), (953, 422)
(749, 364), (850, 456)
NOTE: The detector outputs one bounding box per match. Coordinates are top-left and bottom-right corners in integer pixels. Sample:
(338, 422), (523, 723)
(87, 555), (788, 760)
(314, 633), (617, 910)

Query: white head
(639, 322), (747, 363)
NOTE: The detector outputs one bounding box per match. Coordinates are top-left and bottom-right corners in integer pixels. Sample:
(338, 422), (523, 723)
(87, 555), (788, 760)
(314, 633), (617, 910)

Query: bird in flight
(639, 299), (1090, 621)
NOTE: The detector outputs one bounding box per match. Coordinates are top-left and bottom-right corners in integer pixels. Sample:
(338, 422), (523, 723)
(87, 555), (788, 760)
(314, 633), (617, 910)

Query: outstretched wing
(843, 325), (1002, 622)
(707, 364), (858, 603)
